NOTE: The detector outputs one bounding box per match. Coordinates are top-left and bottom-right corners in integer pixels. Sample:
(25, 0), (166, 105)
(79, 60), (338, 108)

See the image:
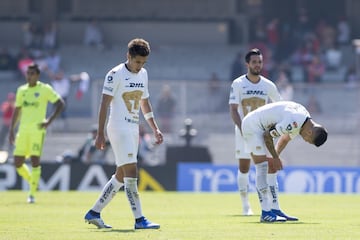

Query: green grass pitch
(0, 191), (359, 240)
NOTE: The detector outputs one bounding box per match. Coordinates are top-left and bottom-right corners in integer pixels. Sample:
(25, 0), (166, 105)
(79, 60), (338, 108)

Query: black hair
(313, 126), (328, 147)
(245, 48), (262, 63)
(27, 63), (40, 74)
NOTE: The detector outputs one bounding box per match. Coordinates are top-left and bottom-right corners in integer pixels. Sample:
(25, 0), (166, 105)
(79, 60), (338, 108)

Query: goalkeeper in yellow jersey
(9, 63), (65, 203)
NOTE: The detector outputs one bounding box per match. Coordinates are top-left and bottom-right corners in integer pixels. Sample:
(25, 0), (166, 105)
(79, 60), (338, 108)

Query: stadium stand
(0, 0), (359, 167)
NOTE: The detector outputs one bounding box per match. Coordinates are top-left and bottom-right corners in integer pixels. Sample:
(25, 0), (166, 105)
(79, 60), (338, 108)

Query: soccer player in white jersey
(229, 48), (294, 219)
(241, 101), (328, 222)
(84, 38), (163, 229)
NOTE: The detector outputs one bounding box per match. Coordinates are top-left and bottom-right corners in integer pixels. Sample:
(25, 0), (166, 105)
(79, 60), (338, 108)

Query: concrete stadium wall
(0, 0), (236, 20)
(0, 22), (25, 46)
(0, 0), (29, 19)
(57, 21), (229, 45)
(71, 0), (236, 20)
(0, 21), (229, 46)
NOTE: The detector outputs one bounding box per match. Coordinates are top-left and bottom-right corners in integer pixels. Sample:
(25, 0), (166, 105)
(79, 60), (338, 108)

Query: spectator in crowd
(316, 19), (336, 51)
(336, 16), (351, 46)
(252, 17), (266, 42)
(291, 37), (317, 68)
(69, 71), (90, 100)
(78, 125), (110, 165)
(266, 17), (280, 53)
(42, 21), (58, 50)
(293, 7), (312, 47)
(156, 84), (176, 133)
(0, 48), (16, 71)
(207, 72), (222, 113)
(83, 18), (105, 50)
(22, 22), (43, 49)
(48, 70), (70, 128)
(324, 43), (343, 71)
(45, 49), (61, 73)
(22, 22), (36, 49)
(262, 48), (277, 79)
(306, 54), (325, 83)
(276, 22), (295, 62)
(0, 92), (15, 149)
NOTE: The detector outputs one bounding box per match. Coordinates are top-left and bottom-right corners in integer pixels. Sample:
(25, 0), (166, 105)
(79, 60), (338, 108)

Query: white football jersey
(229, 74), (282, 120)
(102, 63), (149, 130)
(244, 101), (311, 139)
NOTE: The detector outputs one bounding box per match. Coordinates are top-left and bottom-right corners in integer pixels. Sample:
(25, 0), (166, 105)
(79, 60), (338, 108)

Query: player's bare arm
(95, 94), (112, 150)
(229, 104), (242, 133)
(275, 134), (291, 155)
(140, 98), (163, 145)
(40, 98), (65, 129)
(264, 130), (283, 170)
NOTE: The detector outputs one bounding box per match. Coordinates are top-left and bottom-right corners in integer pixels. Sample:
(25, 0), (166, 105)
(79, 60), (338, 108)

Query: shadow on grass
(87, 228), (135, 233)
(227, 215), (321, 225)
(227, 214), (261, 217)
(105, 229), (136, 233)
(242, 221), (320, 225)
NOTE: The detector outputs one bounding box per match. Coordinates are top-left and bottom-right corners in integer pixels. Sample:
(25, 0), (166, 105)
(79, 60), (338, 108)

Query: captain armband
(269, 126), (280, 138)
(144, 112), (154, 120)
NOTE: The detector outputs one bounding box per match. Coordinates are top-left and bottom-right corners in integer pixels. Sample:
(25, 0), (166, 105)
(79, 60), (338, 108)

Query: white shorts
(107, 128), (139, 167)
(235, 127), (251, 159)
(241, 120), (267, 156)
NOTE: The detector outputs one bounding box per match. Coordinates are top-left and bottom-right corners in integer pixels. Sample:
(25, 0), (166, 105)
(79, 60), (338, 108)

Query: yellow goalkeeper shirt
(15, 81), (60, 132)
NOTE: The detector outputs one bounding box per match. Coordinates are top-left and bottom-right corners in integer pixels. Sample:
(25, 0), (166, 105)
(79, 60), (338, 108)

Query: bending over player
(241, 101), (328, 222)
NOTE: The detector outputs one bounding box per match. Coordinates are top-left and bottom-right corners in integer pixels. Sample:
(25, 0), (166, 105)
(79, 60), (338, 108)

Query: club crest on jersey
(34, 92), (40, 98)
(293, 121), (298, 128)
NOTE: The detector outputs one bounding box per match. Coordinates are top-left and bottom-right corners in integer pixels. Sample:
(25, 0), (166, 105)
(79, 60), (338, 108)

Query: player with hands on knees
(241, 101), (328, 222)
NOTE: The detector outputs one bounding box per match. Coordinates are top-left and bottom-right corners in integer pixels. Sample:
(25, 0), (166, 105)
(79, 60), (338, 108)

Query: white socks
(124, 177), (143, 219)
(238, 163), (280, 212)
(237, 170), (249, 193)
(237, 170), (250, 206)
(92, 175), (123, 213)
(255, 161), (270, 211)
(91, 176), (144, 220)
(267, 173), (280, 210)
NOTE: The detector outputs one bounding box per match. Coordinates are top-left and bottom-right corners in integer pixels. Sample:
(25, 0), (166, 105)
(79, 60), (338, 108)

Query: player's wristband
(144, 112), (154, 120)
